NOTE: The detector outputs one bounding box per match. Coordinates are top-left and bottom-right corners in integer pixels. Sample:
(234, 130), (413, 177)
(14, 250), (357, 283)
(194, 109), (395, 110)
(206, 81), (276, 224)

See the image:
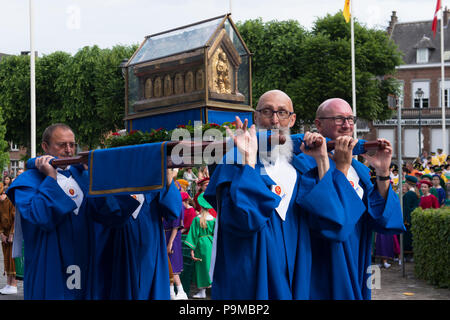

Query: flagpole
(29, 0), (36, 158)
(441, 4), (446, 154)
(351, 0), (357, 140)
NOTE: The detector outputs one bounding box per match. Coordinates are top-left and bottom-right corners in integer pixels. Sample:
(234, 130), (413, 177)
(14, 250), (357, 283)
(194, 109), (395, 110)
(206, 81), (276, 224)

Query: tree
(0, 44), (137, 153)
(310, 13), (403, 121)
(0, 52), (72, 153)
(55, 45), (137, 149)
(0, 109), (10, 170)
(236, 13), (403, 131)
(0, 55), (31, 149)
(236, 18), (307, 109)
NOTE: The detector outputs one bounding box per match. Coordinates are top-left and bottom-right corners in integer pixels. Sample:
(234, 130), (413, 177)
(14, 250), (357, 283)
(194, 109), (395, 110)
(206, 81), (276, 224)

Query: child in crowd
(419, 180), (440, 209)
(431, 175), (445, 207)
(179, 192), (198, 296)
(164, 204), (187, 300)
(184, 193), (215, 299)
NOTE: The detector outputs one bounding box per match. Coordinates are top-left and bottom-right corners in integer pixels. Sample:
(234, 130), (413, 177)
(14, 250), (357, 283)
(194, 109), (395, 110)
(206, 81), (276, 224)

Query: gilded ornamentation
(154, 77), (162, 98)
(196, 69), (205, 91)
(164, 74), (173, 96)
(185, 71), (194, 93)
(144, 78), (153, 99)
(212, 48), (231, 94)
(174, 73), (184, 95)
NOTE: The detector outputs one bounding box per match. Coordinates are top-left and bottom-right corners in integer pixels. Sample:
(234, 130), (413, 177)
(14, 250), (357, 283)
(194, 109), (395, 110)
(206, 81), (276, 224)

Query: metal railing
(400, 107), (450, 118)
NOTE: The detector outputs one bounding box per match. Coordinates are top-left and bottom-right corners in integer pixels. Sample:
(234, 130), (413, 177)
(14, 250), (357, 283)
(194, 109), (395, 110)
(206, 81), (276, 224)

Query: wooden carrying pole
(50, 139), (387, 169)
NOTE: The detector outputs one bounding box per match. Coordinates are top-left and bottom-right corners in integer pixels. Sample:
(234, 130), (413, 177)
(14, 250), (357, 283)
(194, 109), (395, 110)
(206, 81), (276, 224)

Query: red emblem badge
(69, 189), (75, 196)
(275, 186), (282, 195)
(349, 181), (355, 188)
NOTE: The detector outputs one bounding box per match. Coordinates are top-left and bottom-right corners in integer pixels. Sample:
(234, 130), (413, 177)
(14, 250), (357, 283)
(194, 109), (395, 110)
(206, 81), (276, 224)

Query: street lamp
(415, 88), (424, 157)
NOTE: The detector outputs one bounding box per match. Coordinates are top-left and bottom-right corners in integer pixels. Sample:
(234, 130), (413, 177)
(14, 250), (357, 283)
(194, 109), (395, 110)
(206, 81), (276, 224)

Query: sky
(0, 0), (443, 56)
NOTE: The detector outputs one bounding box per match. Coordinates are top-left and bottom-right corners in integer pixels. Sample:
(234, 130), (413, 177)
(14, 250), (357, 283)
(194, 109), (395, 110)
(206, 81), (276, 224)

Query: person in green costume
(184, 192), (215, 299)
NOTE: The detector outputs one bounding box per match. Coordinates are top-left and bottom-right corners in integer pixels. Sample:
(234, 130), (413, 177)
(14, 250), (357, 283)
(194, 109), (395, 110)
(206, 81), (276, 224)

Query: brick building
(370, 10), (450, 162)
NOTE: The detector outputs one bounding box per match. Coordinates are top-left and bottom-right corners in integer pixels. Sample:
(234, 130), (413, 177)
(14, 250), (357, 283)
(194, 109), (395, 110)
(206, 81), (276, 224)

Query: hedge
(411, 207), (450, 288)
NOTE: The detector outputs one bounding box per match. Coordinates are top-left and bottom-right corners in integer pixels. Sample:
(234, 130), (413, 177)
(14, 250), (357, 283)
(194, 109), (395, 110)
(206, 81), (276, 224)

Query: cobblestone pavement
(371, 260), (450, 300)
(1, 249), (448, 300)
(0, 248), (24, 300)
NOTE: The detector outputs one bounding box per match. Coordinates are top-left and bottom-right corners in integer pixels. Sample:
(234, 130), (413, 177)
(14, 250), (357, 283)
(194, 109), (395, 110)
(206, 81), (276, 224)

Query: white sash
(347, 165), (364, 200)
(56, 171), (84, 215)
(263, 156), (297, 221)
(130, 194), (145, 219)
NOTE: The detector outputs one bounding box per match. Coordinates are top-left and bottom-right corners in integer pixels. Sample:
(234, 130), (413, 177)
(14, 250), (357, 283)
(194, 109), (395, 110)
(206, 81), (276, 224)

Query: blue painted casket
(121, 14), (254, 132)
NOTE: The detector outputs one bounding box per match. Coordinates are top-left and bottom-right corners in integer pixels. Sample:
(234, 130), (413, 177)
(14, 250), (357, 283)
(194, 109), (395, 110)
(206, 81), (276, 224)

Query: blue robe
(90, 182), (181, 300)
(297, 156), (406, 300)
(204, 155), (352, 300)
(6, 165), (139, 300)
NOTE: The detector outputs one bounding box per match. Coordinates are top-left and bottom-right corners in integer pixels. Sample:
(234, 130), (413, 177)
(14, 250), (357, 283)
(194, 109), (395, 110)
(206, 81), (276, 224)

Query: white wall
(431, 128), (449, 154)
(378, 128), (396, 156)
(404, 128), (422, 158)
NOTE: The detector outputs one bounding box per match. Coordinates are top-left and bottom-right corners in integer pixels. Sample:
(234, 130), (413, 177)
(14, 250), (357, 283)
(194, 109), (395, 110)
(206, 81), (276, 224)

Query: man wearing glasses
(205, 91), (352, 299)
(7, 123), (139, 299)
(307, 98), (405, 299)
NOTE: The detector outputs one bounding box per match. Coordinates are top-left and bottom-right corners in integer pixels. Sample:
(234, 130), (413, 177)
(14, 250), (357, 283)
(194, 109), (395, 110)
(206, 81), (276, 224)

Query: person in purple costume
(164, 207), (187, 299)
(375, 233), (400, 268)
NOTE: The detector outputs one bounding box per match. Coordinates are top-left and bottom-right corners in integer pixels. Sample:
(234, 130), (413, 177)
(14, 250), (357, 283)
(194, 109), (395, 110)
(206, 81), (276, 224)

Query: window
(417, 48), (429, 63)
(444, 88), (450, 108)
(439, 80), (450, 108)
(412, 81), (430, 108)
(404, 129), (422, 158)
(431, 128), (450, 154)
(10, 160), (19, 177)
(378, 129), (396, 156)
(9, 141), (18, 151)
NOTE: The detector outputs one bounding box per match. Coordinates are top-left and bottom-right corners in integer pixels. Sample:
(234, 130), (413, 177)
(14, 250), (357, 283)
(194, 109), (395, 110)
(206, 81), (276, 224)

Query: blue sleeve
(297, 168), (366, 242)
(206, 164), (280, 236)
(156, 181), (182, 221)
(88, 195), (140, 228)
(13, 176), (77, 232)
(366, 185), (406, 234)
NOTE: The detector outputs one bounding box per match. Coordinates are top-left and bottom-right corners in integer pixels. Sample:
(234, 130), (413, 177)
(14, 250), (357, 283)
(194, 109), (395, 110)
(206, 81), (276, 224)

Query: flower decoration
(105, 122), (238, 148)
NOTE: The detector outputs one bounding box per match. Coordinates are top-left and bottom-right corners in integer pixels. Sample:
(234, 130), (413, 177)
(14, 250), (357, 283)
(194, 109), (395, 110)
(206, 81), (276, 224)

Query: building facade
(370, 10), (450, 162)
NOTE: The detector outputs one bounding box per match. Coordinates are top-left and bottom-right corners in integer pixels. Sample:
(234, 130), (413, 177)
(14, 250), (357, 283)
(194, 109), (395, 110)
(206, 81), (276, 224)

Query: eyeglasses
(319, 116), (357, 125)
(53, 142), (77, 149)
(256, 109), (294, 120)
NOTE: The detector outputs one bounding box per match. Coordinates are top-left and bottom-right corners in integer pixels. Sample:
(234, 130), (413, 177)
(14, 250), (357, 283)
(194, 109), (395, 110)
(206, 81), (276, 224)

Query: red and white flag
(432, 0), (442, 38)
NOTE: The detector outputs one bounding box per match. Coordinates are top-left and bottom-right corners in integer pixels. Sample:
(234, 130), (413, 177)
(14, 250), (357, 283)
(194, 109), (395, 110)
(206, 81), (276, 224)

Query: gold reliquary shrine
(122, 14), (254, 132)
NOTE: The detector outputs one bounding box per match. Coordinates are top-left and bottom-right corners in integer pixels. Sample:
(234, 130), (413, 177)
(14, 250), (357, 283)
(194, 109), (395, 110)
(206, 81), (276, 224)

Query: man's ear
(42, 141), (49, 154)
(314, 118), (321, 131)
(289, 113), (296, 128)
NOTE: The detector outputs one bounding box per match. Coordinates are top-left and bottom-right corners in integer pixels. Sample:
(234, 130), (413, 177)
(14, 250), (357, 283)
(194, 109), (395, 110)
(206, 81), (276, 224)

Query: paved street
(0, 248), (24, 300)
(0, 248), (448, 300)
(371, 260), (450, 300)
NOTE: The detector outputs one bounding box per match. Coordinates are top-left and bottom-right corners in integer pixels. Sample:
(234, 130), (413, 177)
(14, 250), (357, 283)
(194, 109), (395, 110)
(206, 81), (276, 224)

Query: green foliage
(236, 18), (306, 109)
(236, 12), (403, 131)
(0, 109), (10, 169)
(0, 55), (31, 149)
(0, 44), (138, 153)
(411, 207), (450, 288)
(104, 122), (236, 148)
(55, 45), (137, 149)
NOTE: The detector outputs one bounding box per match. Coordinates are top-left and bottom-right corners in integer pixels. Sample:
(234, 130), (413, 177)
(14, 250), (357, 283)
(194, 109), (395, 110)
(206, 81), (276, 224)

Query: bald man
(306, 98), (405, 300)
(204, 91), (354, 299)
